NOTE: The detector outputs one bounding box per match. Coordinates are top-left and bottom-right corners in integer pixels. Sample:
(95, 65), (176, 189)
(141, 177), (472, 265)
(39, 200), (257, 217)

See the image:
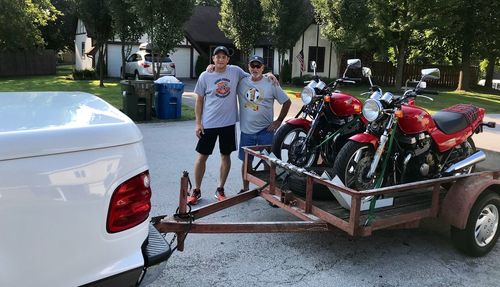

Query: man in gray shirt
(188, 46), (249, 204)
(237, 55), (291, 193)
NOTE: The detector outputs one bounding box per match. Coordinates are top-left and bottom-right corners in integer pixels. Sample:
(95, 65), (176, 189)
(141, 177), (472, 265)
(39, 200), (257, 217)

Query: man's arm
(195, 94), (204, 138)
(268, 99), (291, 132)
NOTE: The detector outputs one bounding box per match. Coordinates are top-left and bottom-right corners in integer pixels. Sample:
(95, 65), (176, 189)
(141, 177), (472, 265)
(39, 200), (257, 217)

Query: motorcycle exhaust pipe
(444, 150), (486, 174)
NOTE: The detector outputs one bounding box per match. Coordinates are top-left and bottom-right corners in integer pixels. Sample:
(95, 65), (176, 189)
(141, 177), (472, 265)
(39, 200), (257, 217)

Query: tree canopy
(218, 0), (264, 58)
(0, 0), (60, 51)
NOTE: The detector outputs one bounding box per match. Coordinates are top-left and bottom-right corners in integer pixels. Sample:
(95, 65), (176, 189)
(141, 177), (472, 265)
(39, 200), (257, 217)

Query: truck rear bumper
(82, 224), (171, 287)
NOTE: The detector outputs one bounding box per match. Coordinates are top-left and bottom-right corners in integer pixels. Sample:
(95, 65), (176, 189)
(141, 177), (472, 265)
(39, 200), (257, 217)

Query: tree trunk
(121, 44), (126, 79)
(98, 44), (104, 87)
(394, 40), (408, 90)
(457, 47), (471, 91)
(485, 55), (496, 89)
(278, 53), (283, 85)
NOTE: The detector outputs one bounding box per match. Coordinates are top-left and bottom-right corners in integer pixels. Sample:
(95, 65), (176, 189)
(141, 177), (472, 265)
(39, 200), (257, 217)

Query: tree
(262, 0), (310, 83)
(0, 0), (60, 51)
(136, 0), (195, 79)
(477, 1), (500, 89)
(218, 0), (263, 60)
(108, 0), (145, 79)
(76, 0), (113, 87)
(196, 0), (220, 5)
(311, 0), (371, 52)
(367, 0), (442, 89)
(40, 0), (78, 52)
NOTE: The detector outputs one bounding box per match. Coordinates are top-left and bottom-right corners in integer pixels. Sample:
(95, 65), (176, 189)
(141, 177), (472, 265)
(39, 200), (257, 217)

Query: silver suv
(124, 50), (176, 80)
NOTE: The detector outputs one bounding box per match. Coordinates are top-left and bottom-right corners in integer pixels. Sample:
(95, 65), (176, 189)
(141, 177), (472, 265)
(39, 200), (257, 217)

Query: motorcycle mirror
(362, 67), (372, 77)
(347, 59), (361, 69)
(421, 68), (440, 80)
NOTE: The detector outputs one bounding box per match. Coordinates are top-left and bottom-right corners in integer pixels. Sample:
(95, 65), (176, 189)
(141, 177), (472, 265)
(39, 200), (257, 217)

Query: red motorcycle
(333, 68), (496, 191)
(272, 59), (369, 168)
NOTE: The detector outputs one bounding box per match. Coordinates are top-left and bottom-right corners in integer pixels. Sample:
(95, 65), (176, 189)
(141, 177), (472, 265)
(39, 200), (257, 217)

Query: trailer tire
(451, 192), (500, 257)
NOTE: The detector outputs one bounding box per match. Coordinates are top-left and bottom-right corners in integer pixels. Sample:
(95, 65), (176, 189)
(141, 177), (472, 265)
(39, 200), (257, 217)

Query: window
(307, 46), (325, 73)
(263, 47), (274, 70)
(81, 42), (85, 59)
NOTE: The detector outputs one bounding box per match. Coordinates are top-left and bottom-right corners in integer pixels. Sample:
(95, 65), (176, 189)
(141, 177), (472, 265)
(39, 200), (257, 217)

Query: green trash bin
(120, 80), (154, 121)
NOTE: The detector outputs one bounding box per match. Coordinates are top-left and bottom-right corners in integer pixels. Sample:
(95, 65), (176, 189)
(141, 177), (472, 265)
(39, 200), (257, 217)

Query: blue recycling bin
(154, 82), (184, 119)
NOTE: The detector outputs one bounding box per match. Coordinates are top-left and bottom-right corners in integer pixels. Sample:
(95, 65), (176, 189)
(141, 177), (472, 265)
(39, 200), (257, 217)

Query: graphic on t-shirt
(244, 88), (263, 111)
(215, 78), (231, 98)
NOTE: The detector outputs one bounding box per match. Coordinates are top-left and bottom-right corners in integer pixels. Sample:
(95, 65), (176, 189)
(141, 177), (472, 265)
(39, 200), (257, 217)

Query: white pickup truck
(0, 92), (170, 286)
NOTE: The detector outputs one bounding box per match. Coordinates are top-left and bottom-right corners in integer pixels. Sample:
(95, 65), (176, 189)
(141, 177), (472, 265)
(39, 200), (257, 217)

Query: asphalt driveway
(140, 120), (500, 287)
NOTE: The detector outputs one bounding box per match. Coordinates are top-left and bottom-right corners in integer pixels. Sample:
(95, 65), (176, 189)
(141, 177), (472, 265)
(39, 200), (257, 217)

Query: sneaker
(214, 187), (226, 201)
(187, 188), (201, 205)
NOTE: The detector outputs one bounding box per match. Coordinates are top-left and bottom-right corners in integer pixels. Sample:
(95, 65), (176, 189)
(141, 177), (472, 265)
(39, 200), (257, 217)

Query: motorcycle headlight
(301, 86), (315, 105)
(363, 99), (383, 122)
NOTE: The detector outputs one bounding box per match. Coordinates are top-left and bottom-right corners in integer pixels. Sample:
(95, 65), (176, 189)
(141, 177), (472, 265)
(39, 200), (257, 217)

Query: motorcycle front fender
(285, 118), (311, 130)
(349, 133), (379, 149)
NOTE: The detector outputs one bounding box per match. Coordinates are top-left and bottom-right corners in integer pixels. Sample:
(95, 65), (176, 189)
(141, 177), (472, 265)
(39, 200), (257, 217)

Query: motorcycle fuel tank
(329, 92), (363, 117)
(398, 105), (436, 134)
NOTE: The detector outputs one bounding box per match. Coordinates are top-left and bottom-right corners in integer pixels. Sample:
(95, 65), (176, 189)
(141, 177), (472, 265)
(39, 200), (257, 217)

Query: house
(75, 6), (339, 80)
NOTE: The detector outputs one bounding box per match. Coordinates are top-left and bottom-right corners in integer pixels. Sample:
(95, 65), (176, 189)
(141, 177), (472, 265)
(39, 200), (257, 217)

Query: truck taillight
(107, 171), (152, 233)
(170, 63), (175, 69)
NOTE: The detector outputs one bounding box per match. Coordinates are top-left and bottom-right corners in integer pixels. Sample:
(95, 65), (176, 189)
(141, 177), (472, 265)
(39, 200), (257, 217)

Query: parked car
(0, 91), (171, 287)
(123, 50), (176, 80)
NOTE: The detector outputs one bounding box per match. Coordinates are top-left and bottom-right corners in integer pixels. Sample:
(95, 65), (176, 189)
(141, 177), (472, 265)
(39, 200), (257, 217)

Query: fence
(340, 58), (478, 88)
(0, 50), (56, 77)
(370, 62), (478, 88)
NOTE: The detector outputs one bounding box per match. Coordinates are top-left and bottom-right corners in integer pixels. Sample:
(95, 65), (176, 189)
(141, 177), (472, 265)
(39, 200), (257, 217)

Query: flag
(296, 50), (305, 72)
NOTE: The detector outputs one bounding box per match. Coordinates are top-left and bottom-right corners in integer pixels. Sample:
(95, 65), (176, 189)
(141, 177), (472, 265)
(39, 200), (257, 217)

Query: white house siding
(74, 19), (93, 71)
(292, 23), (339, 79)
(170, 47), (194, 78)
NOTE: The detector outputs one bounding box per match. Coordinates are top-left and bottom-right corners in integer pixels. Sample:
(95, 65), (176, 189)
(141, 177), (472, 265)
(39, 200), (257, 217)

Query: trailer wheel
(451, 192), (500, 257)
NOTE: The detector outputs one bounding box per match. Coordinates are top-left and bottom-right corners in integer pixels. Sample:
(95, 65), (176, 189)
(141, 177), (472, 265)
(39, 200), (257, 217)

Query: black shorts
(196, 125), (236, 155)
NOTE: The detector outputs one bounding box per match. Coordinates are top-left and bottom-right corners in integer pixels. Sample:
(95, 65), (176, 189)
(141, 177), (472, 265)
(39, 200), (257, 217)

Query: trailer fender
(439, 174), (500, 229)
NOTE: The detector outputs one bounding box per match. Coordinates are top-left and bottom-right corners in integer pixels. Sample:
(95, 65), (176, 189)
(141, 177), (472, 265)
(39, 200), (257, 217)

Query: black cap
(213, 46), (230, 56)
(248, 55), (264, 64)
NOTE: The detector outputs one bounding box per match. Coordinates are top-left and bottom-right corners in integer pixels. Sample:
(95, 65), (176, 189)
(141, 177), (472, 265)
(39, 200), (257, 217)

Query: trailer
(153, 145), (500, 257)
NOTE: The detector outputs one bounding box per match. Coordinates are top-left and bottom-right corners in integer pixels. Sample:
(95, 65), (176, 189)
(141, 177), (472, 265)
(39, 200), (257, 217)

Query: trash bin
(154, 82), (184, 119)
(120, 80), (154, 121)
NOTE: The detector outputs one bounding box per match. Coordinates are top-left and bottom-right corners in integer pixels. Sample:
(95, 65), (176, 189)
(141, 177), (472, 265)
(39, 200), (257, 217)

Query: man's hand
(195, 122), (204, 139)
(265, 72), (279, 85)
(267, 120), (282, 132)
(206, 64), (215, 72)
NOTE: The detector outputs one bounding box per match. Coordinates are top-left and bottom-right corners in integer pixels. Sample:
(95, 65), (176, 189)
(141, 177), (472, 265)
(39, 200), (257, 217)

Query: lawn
(282, 84), (500, 114)
(0, 65), (195, 121)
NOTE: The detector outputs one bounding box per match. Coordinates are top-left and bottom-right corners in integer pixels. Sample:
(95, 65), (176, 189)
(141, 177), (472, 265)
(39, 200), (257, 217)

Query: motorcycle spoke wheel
(272, 124), (317, 167)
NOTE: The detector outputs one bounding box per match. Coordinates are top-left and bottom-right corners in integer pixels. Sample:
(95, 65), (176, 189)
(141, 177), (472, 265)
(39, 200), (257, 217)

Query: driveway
(140, 120), (500, 287)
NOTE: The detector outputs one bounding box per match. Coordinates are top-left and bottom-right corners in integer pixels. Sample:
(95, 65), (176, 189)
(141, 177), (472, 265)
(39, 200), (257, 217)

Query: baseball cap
(213, 46), (230, 56)
(248, 55), (264, 64)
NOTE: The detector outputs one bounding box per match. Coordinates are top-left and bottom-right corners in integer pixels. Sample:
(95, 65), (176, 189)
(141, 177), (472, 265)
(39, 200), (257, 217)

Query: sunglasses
(250, 63), (262, 69)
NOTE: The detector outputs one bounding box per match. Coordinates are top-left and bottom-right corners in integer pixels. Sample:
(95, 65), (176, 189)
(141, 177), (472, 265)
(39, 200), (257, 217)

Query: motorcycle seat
(432, 111), (469, 134)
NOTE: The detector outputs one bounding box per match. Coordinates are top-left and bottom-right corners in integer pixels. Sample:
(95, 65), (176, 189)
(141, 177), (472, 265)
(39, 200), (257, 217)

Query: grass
(0, 65), (195, 121)
(282, 84), (500, 114)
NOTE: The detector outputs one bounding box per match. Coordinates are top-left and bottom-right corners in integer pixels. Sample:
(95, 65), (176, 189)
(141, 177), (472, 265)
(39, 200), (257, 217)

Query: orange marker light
(395, 110), (404, 118)
(323, 95), (331, 102)
(353, 104), (361, 113)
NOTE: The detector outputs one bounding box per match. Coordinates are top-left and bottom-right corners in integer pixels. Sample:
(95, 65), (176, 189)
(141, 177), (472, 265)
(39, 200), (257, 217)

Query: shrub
(280, 60), (292, 84)
(195, 54), (209, 77)
(72, 69), (96, 80)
